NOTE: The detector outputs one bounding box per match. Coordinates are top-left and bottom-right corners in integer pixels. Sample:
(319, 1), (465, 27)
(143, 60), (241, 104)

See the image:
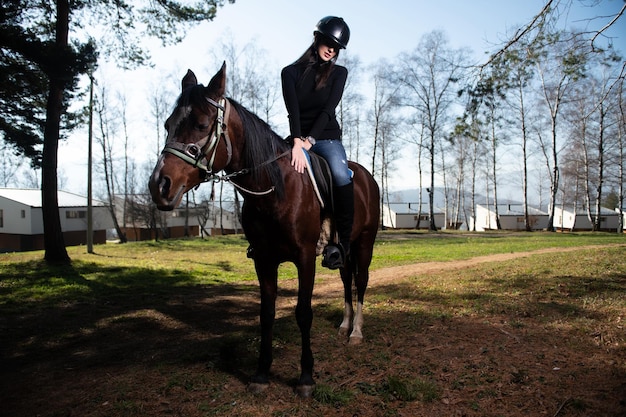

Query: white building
(382, 202), (446, 229)
(0, 188), (114, 252)
(554, 206), (620, 231)
(616, 208), (626, 232)
(472, 204), (548, 231)
(115, 196), (243, 241)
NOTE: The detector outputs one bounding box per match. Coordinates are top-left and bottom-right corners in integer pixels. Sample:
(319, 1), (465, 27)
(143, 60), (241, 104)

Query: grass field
(1, 231), (625, 416)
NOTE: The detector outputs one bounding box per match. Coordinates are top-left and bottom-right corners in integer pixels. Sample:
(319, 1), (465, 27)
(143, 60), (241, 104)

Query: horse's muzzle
(149, 168), (184, 211)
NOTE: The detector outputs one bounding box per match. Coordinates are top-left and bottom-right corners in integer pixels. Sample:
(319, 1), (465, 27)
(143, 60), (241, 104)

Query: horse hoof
(349, 335), (363, 345)
(295, 384), (315, 398)
(338, 326), (350, 338)
(248, 382), (269, 394)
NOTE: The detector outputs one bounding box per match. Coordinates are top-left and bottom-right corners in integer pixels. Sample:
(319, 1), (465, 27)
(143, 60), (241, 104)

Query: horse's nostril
(160, 175), (172, 198)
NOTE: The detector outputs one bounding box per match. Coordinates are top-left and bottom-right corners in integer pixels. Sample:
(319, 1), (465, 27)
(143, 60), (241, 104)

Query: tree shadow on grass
(0, 259), (305, 415)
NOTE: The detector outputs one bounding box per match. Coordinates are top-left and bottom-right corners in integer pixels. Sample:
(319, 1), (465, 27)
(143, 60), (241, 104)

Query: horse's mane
(178, 86), (289, 198)
(227, 98), (289, 198)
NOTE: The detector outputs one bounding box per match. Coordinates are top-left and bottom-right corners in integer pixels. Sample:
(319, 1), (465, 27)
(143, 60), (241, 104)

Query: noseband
(161, 97), (233, 183)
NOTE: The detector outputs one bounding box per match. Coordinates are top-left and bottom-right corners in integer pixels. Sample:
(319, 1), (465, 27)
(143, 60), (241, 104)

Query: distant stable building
(554, 206), (620, 232)
(382, 202), (446, 229)
(0, 188), (114, 252)
(472, 204), (548, 231)
(114, 195), (242, 241)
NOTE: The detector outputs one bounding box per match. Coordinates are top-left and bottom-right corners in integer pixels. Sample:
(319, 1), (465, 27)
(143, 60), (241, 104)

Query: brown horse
(149, 63), (379, 397)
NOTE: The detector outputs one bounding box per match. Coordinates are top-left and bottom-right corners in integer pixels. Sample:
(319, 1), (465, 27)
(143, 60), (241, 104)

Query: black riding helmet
(314, 16), (350, 49)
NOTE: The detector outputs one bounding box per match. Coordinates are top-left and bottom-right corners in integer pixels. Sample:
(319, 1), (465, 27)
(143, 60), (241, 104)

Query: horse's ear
(207, 61), (226, 96)
(182, 69), (197, 92)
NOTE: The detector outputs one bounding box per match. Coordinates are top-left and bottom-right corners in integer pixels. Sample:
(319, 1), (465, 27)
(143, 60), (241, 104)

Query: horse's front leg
(248, 260), (278, 394)
(294, 252), (317, 398)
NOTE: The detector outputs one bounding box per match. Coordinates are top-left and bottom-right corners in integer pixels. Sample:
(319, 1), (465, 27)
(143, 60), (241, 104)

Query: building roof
(556, 205), (619, 215)
(491, 204), (547, 216)
(386, 202), (444, 214)
(0, 188), (107, 207)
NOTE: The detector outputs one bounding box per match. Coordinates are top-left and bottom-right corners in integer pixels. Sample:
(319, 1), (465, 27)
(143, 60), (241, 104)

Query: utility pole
(87, 72), (94, 253)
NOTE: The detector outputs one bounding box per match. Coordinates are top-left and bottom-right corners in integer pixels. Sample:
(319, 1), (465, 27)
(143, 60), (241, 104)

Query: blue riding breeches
(311, 139), (352, 186)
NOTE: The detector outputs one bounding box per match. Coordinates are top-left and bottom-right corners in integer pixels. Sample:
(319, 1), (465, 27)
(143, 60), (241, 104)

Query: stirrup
(246, 245), (255, 259)
(322, 244), (347, 270)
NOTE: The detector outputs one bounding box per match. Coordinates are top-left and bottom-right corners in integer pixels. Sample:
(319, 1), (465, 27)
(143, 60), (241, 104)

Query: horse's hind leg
(347, 236), (374, 345)
(339, 265), (354, 338)
(350, 290), (366, 345)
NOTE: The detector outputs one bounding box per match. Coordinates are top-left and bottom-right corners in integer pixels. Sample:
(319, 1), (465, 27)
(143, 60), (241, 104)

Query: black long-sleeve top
(281, 62), (348, 140)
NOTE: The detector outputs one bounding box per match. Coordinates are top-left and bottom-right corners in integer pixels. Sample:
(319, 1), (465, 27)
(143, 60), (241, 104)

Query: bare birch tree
(206, 34), (282, 233)
(561, 46), (625, 230)
(339, 54), (365, 162)
(500, 44), (538, 231)
(94, 82), (127, 241)
(0, 140), (23, 187)
(395, 30), (469, 231)
(366, 60), (401, 227)
(615, 76), (626, 232)
(534, 31), (588, 230)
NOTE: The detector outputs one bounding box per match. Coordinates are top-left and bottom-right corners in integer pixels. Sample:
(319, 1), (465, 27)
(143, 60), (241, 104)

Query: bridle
(160, 96), (289, 195)
(161, 97), (233, 183)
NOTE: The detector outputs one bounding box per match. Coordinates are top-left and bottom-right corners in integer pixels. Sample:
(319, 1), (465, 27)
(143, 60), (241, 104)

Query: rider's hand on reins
(291, 137), (311, 174)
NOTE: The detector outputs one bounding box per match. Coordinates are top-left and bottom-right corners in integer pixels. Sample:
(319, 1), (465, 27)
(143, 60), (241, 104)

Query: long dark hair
(293, 34), (340, 90)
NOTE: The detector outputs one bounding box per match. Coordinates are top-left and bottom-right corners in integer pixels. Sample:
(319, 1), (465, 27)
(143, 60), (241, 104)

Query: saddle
(284, 136), (335, 210)
(278, 139), (343, 258)
(301, 148), (334, 210)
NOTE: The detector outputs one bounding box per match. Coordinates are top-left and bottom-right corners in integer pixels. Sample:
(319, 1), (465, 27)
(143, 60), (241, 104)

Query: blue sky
(149, 0), (625, 71)
(58, 0), (626, 196)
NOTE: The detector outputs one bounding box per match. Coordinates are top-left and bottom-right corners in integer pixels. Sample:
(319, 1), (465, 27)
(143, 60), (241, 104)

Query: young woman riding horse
(283, 16), (353, 270)
(148, 17), (379, 398)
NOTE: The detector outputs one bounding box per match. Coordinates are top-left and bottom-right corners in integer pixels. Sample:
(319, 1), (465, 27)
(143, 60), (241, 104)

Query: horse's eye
(197, 124), (209, 131)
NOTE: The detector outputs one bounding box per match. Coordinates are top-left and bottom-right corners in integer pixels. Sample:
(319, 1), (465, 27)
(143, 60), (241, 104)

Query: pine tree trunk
(43, 0), (70, 264)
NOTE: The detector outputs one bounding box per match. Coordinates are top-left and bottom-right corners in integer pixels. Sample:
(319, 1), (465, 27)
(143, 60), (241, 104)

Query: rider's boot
(322, 182), (354, 269)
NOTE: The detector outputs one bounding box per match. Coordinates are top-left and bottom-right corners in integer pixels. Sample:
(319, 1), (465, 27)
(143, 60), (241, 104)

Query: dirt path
(304, 244), (626, 297)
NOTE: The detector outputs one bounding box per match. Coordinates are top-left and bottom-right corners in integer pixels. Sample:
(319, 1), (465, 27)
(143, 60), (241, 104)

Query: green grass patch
(378, 375), (440, 402)
(1, 231), (624, 315)
(313, 383), (354, 405)
(372, 230), (624, 268)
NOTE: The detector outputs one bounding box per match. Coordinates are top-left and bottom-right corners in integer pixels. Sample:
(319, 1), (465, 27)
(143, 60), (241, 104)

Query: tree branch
(590, 2), (626, 51)
(481, 0), (556, 69)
